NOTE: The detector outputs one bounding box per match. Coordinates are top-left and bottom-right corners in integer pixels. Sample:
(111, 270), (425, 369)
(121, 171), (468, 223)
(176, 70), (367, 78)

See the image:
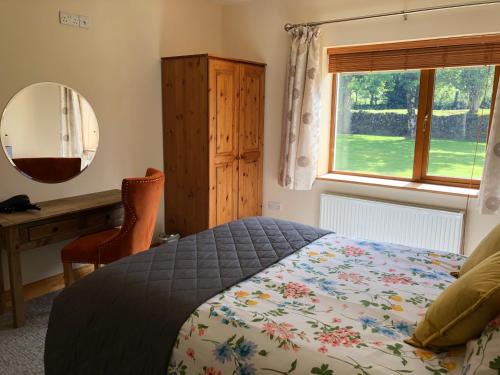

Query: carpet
(0, 292), (57, 375)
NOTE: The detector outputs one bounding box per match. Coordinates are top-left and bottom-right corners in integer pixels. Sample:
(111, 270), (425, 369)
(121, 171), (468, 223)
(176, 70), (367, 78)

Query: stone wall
(337, 111), (489, 141)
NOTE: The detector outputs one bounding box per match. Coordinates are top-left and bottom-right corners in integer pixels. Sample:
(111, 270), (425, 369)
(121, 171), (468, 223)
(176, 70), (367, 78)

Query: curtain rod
(284, 0), (500, 31)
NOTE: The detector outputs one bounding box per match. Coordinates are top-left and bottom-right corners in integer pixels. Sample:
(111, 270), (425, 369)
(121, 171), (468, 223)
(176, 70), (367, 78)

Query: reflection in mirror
(1, 83), (99, 183)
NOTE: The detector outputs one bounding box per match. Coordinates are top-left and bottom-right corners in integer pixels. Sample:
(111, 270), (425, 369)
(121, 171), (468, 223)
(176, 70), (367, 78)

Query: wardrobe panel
(240, 69), (261, 152)
(215, 162), (238, 226)
(238, 152), (261, 218)
(215, 70), (237, 156)
(209, 59), (239, 228)
(238, 64), (265, 218)
(210, 59), (239, 159)
(162, 56), (209, 236)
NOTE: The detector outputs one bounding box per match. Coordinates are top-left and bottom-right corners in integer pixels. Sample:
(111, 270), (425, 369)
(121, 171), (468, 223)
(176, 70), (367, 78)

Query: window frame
(328, 37), (500, 189)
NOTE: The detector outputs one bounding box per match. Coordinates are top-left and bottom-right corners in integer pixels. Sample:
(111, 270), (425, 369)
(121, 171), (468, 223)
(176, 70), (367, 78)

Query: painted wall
(161, 0), (223, 56)
(1, 84), (61, 159)
(220, 0), (500, 255)
(0, 0), (223, 288)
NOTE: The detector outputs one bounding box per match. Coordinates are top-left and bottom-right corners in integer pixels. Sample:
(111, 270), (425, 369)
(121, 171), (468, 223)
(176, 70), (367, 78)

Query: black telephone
(0, 195), (41, 213)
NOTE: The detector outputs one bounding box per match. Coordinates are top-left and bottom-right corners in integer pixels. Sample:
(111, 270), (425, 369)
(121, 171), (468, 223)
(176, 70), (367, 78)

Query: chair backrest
(98, 168), (164, 263)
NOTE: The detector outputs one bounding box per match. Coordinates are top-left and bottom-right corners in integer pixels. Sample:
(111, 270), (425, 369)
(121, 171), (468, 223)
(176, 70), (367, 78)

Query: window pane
(427, 66), (495, 180)
(333, 70), (421, 178)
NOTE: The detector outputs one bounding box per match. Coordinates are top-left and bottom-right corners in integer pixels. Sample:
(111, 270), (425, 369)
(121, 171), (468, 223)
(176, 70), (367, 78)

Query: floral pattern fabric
(463, 314), (500, 375)
(480, 82), (500, 214)
(168, 234), (467, 375)
(278, 26), (321, 191)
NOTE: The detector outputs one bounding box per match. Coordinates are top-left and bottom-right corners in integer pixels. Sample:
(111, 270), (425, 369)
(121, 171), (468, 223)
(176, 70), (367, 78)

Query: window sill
(317, 173), (479, 198)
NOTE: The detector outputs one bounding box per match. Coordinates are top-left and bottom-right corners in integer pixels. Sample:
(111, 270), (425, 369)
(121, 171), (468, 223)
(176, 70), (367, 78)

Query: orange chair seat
(61, 228), (120, 264)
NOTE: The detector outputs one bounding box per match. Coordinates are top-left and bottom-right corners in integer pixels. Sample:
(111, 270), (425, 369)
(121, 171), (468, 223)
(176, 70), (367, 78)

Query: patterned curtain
(60, 87), (84, 159)
(79, 98), (99, 167)
(279, 26), (321, 190)
(480, 83), (500, 214)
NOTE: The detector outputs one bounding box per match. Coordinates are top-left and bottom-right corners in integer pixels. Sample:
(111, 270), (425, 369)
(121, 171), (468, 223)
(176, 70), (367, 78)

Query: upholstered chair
(61, 168), (165, 286)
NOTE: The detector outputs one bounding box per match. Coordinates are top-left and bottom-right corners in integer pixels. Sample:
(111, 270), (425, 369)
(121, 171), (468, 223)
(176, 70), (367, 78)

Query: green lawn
(334, 134), (486, 180)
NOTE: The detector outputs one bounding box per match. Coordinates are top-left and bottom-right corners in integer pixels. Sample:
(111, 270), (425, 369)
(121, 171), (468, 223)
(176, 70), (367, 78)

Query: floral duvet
(168, 233), (467, 375)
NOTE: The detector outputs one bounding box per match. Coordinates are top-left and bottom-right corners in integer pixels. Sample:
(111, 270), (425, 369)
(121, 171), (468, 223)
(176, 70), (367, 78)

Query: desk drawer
(29, 219), (80, 241)
(85, 209), (122, 228)
(27, 208), (122, 242)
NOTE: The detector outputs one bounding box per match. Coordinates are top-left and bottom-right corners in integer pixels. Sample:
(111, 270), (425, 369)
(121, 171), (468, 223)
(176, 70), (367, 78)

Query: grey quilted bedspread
(44, 217), (330, 375)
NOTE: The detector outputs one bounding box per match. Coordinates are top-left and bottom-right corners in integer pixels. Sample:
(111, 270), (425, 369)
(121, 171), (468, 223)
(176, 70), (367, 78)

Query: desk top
(0, 190), (122, 228)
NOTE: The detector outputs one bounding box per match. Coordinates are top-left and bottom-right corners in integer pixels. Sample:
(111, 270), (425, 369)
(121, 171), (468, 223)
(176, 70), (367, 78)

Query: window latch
(423, 114), (430, 132)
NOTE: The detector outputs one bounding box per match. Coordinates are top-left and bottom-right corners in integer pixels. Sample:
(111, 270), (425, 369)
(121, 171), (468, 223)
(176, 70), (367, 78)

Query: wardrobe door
(208, 59), (240, 228)
(238, 63), (265, 218)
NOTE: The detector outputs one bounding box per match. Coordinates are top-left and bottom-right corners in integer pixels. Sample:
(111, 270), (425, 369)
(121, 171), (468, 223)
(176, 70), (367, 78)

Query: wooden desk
(0, 190), (123, 328)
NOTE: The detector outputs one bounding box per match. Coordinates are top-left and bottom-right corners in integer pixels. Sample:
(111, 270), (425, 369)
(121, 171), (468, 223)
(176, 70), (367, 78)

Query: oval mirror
(1, 83), (99, 183)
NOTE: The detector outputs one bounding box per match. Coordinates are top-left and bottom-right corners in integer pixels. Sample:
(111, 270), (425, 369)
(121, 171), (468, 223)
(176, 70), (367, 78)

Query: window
(328, 35), (500, 188)
(334, 70), (421, 179)
(426, 67), (494, 181)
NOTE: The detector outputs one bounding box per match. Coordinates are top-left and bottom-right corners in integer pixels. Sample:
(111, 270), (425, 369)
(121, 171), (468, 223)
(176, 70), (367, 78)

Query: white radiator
(319, 194), (464, 253)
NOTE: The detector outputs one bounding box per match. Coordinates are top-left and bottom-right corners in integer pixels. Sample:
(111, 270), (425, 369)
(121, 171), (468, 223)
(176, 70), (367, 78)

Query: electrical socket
(79, 15), (90, 29)
(59, 11), (80, 27)
(268, 201), (282, 211)
(59, 11), (90, 29)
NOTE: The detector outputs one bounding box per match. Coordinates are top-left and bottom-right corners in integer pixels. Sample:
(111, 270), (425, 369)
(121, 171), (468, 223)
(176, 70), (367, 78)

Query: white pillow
(462, 314), (500, 374)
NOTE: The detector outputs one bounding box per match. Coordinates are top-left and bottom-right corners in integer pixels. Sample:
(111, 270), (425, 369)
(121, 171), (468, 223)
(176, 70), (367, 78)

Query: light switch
(79, 15), (90, 29)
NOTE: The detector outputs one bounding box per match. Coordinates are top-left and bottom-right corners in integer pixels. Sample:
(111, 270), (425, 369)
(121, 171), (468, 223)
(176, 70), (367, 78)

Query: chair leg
(63, 263), (75, 287)
(93, 263), (100, 271)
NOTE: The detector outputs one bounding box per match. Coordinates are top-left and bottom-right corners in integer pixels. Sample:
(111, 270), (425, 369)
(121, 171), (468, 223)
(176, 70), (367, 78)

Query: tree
(438, 67), (493, 112)
(385, 72), (420, 137)
(361, 75), (387, 106)
(350, 74), (389, 108)
(437, 67), (494, 138)
(338, 75), (354, 133)
(435, 69), (462, 109)
(459, 68), (491, 113)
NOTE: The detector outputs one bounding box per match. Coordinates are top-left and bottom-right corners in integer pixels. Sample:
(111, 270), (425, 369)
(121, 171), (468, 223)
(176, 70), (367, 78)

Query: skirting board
(1, 265), (94, 308)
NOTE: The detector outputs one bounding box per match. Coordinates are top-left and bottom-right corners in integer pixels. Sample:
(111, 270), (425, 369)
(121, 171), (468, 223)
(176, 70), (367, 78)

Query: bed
(45, 217), (466, 375)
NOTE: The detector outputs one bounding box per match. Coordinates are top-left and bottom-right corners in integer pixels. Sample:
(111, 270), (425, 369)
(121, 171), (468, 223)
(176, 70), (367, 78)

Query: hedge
(337, 111), (489, 141)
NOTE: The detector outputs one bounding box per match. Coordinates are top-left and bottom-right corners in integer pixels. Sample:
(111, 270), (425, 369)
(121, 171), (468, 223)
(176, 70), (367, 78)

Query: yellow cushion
(405, 251), (500, 349)
(460, 224), (500, 276)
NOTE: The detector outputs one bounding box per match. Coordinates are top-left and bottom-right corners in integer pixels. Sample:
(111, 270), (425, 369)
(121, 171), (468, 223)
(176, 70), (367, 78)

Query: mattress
(168, 233), (466, 375)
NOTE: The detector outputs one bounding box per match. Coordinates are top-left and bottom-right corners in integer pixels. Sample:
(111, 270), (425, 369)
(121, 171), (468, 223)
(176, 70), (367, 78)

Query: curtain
(60, 87), (84, 159)
(480, 83), (500, 214)
(79, 98), (99, 166)
(279, 26), (321, 190)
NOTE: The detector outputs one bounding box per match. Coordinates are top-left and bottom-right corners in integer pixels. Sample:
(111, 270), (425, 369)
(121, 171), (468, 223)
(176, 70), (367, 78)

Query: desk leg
(7, 251), (25, 328)
(0, 251), (5, 315)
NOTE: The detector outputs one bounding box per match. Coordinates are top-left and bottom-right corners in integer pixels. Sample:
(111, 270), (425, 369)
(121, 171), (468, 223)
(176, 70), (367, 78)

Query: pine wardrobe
(161, 54), (266, 236)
